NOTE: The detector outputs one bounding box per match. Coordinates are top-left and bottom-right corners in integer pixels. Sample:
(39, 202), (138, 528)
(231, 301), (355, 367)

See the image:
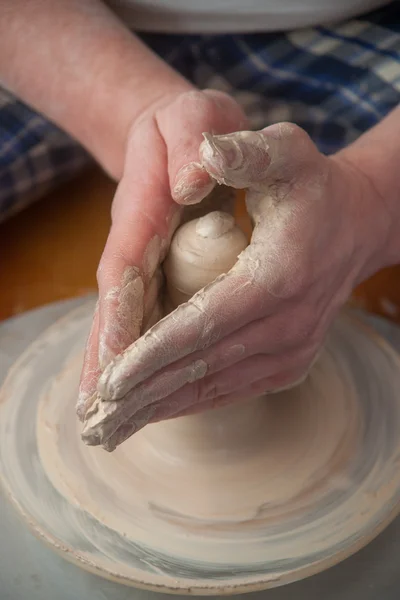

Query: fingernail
(172, 162), (215, 205)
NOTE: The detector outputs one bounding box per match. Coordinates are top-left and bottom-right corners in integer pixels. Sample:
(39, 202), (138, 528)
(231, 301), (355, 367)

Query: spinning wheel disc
(1, 299), (400, 595)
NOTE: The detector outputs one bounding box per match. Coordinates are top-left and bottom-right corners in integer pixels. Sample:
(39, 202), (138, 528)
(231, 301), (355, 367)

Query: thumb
(199, 123), (321, 191)
(158, 89), (248, 206)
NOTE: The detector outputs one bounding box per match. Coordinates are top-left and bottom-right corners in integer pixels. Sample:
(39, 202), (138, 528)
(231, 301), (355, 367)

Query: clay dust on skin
(99, 265), (144, 370)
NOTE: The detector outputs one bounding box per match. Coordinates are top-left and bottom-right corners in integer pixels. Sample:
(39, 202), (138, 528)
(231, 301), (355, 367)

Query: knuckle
(265, 122), (319, 181)
(203, 89), (248, 127)
(203, 89), (233, 109)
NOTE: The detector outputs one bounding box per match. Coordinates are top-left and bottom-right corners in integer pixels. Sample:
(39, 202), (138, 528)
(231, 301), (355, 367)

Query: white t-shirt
(106, 0), (390, 33)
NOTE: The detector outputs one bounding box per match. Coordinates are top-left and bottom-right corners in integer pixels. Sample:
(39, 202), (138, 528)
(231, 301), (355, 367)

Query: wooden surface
(0, 168), (114, 321)
(0, 168), (399, 323)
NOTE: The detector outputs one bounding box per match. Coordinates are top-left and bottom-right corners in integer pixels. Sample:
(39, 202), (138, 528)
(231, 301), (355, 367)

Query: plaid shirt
(1, 1), (399, 221)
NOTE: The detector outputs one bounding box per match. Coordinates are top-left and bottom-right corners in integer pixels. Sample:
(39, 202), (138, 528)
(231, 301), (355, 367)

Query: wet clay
(163, 210), (248, 306)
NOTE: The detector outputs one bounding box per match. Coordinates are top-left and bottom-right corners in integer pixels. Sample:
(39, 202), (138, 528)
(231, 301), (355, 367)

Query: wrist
(330, 149), (396, 283)
(333, 108), (400, 275)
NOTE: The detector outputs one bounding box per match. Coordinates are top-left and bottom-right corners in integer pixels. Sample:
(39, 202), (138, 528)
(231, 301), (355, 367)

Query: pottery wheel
(1, 295), (400, 594)
(2, 211), (400, 596)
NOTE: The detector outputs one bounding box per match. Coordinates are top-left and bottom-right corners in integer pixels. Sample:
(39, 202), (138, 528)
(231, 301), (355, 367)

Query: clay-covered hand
(82, 123), (393, 449)
(76, 89), (247, 421)
(82, 122), (394, 451)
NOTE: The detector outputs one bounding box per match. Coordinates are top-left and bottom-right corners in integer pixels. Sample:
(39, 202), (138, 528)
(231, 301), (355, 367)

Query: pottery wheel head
(1, 299), (400, 594)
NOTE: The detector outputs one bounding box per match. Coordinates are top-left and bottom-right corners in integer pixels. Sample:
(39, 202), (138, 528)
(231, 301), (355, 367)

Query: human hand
(76, 89), (248, 421)
(81, 122), (394, 450)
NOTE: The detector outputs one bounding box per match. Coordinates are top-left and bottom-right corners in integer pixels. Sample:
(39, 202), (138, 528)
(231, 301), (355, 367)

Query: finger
(199, 123), (321, 193)
(101, 362), (310, 451)
(77, 302), (101, 420)
(135, 344), (316, 421)
(102, 301), (320, 407)
(165, 365), (309, 420)
(165, 90), (248, 205)
(152, 366), (310, 421)
(196, 348), (314, 403)
(96, 117), (180, 370)
(84, 341), (316, 449)
(82, 356), (208, 448)
(98, 266), (272, 400)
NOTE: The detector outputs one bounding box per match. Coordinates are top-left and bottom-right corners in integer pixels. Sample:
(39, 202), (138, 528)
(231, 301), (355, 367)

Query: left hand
(84, 123), (392, 449)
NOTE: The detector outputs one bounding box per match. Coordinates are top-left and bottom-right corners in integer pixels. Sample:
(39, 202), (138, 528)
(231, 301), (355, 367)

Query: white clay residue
(99, 266), (144, 370)
(82, 211), (249, 448)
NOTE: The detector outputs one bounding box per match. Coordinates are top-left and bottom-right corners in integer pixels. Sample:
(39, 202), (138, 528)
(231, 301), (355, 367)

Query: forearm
(336, 105), (400, 270)
(0, 0), (192, 178)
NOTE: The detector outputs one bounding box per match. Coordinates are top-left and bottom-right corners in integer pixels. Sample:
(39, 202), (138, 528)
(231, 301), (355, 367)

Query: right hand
(77, 89), (248, 420)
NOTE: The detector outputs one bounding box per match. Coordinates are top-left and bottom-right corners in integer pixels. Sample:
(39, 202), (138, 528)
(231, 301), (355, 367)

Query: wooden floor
(1, 168), (400, 325)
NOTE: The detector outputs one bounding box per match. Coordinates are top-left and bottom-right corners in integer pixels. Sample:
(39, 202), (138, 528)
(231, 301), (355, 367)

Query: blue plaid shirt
(1, 1), (399, 221)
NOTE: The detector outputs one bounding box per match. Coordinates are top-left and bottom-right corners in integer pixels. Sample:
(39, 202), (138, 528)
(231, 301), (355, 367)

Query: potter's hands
(77, 89), (247, 420)
(84, 123), (393, 449)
